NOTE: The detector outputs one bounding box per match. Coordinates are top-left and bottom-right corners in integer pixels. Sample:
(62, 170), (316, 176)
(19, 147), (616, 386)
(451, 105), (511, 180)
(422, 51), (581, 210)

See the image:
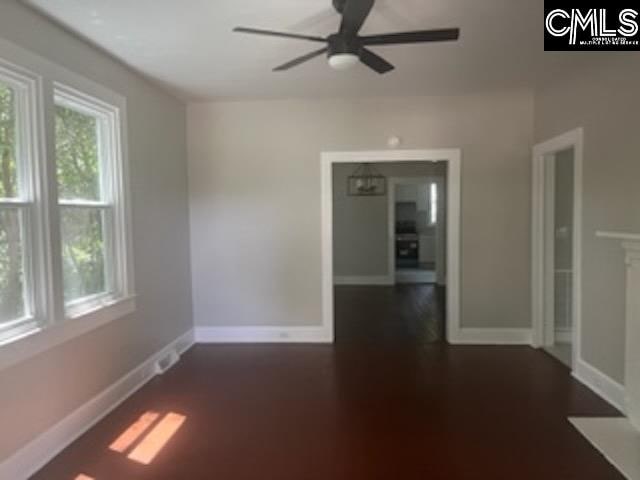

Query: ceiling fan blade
(359, 48), (394, 74)
(340, 0), (374, 37)
(273, 48), (328, 71)
(360, 28), (460, 46)
(233, 27), (327, 43)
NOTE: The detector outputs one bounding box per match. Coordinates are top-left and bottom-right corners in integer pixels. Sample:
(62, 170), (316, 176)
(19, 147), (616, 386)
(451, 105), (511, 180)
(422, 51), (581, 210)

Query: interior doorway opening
(322, 149), (461, 343)
(543, 148), (575, 367)
(331, 160), (448, 345)
(532, 128), (583, 370)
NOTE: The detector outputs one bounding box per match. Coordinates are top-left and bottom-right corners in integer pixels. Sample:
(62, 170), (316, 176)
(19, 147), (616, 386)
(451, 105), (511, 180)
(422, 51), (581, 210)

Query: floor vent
(154, 350), (180, 375)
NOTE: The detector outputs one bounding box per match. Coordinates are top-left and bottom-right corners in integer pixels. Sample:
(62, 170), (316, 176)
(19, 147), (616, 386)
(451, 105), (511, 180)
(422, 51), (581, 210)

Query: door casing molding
(321, 149), (461, 343)
(531, 128), (584, 369)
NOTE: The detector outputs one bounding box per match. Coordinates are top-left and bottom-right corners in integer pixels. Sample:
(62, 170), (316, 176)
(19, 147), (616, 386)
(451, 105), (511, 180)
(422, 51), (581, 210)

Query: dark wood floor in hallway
(33, 343), (623, 479)
(335, 284), (445, 345)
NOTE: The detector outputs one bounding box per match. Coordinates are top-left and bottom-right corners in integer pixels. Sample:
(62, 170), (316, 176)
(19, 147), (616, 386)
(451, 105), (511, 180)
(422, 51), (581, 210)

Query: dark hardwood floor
(31, 286), (624, 479)
(335, 284), (445, 345)
(33, 347), (624, 479)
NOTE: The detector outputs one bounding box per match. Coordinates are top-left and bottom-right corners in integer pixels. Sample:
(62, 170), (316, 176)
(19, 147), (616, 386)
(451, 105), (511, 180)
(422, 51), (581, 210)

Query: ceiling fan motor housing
(327, 33), (361, 57)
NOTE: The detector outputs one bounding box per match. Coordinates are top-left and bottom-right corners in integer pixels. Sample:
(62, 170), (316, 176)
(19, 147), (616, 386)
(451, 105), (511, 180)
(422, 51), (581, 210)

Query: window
(429, 182), (438, 225)
(0, 50), (133, 360)
(55, 95), (110, 311)
(54, 85), (130, 317)
(0, 68), (39, 344)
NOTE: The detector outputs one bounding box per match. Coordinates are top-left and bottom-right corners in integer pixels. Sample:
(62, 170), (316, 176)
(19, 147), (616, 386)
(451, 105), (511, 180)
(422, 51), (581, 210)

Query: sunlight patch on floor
(107, 411), (186, 465)
(109, 411), (160, 453)
(127, 412), (186, 465)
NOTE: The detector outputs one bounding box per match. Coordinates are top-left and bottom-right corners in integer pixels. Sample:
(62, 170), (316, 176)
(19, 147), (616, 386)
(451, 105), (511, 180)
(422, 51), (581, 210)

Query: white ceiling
(24, 0), (578, 100)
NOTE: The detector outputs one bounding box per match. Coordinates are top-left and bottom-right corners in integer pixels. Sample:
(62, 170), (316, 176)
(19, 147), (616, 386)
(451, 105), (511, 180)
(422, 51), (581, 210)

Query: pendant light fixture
(347, 163), (386, 196)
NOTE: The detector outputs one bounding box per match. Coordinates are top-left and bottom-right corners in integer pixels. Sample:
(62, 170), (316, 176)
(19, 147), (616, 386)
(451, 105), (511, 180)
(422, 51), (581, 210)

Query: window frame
(0, 39), (135, 370)
(54, 84), (132, 319)
(0, 59), (49, 345)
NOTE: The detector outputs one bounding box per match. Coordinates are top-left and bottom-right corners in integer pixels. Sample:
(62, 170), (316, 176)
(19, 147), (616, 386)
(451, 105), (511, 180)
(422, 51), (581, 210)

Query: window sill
(0, 295), (136, 372)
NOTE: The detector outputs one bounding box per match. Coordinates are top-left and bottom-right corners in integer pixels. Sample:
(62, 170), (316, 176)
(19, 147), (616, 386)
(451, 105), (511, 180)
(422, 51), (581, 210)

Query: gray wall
(188, 92), (534, 329)
(0, 1), (192, 461)
(333, 162), (445, 277)
(535, 56), (640, 382)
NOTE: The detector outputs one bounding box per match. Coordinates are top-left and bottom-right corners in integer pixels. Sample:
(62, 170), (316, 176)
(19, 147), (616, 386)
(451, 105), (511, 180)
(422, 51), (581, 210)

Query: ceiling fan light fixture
(234, 0), (460, 74)
(328, 53), (359, 70)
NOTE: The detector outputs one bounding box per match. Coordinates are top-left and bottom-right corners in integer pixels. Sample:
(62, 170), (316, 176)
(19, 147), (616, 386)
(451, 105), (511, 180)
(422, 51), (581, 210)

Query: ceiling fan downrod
(333, 0), (348, 14)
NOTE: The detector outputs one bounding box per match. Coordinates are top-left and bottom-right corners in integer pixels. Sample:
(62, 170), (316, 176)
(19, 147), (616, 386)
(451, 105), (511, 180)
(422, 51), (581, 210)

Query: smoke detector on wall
(387, 136), (402, 148)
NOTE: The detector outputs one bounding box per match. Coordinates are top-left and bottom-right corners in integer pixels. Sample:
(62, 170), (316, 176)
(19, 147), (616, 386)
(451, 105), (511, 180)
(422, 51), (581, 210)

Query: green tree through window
(0, 82), (26, 323)
(0, 84), (17, 198)
(55, 105), (106, 303)
(56, 105), (100, 200)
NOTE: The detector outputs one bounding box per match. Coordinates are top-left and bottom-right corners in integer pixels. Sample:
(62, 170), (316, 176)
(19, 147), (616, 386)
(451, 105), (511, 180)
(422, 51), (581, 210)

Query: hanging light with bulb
(347, 163), (386, 196)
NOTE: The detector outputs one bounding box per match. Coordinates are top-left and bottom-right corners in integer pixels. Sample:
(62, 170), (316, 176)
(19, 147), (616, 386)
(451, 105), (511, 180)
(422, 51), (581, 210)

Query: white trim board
(321, 149), (461, 343)
(573, 358), (626, 413)
(195, 326), (332, 344)
(195, 326), (531, 346)
(596, 231), (640, 242)
(395, 270), (437, 284)
(450, 328), (533, 345)
(555, 328), (572, 343)
(0, 329), (195, 480)
(333, 276), (392, 286)
(196, 320), (532, 348)
(531, 128), (584, 371)
(0, 296), (136, 371)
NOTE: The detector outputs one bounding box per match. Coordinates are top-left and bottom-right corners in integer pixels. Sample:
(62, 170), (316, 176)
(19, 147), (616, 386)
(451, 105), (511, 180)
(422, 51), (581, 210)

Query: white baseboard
(395, 270), (436, 284)
(450, 328), (533, 345)
(0, 329), (195, 480)
(555, 328), (572, 343)
(573, 358), (626, 413)
(333, 275), (392, 286)
(195, 326), (332, 344)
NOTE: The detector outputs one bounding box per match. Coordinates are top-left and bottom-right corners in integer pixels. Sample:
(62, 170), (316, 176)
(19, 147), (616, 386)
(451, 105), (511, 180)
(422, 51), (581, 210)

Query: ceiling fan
(233, 0), (460, 74)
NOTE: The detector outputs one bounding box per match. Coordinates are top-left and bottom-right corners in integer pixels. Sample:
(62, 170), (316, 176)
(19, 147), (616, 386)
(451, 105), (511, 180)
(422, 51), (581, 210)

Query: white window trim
(0, 38), (135, 372)
(54, 83), (133, 319)
(0, 58), (49, 345)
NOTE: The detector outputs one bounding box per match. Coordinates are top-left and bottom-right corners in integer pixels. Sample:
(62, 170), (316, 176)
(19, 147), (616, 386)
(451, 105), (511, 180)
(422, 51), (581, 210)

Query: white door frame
(321, 149), (461, 343)
(531, 128), (584, 369)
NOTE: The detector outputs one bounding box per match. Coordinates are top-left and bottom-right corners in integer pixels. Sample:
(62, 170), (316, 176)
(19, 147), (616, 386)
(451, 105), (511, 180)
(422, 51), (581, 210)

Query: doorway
(532, 129), (583, 369)
(389, 177), (445, 285)
(320, 149), (461, 344)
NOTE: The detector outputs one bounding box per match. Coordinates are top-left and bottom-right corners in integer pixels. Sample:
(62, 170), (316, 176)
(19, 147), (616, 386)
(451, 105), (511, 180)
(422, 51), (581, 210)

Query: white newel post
(623, 240), (640, 430)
